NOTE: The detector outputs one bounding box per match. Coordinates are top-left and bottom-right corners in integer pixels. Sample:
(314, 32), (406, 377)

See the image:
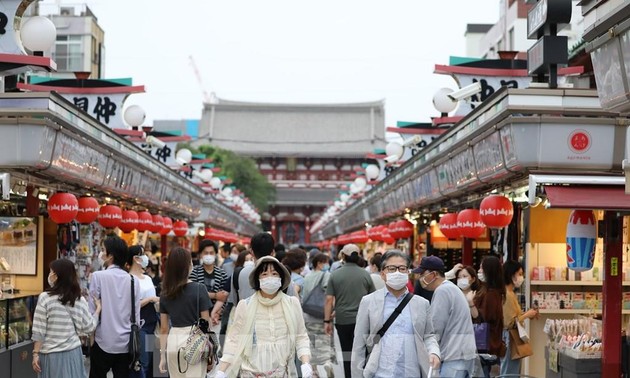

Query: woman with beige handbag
(500, 260), (538, 376)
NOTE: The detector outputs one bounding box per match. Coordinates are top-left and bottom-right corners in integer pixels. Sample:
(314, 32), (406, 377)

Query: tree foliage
(183, 143), (275, 212)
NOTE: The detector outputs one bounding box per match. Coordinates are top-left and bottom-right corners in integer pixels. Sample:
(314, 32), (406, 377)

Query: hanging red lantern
(480, 195), (514, 229)
(98, 205), (122, 228)
(457, 209), (486, 239)
(388, 221), (401, 239)
(76, 196), (99, 224)
(438, 213), (461, 239)
(160, 217), (173, 236)
(119, 210), (138, 233)
(136, 211), (153, 232)
(353, 230), (369, 244)
(398, 220), (414, 239)
(381, 229), (395, 244)
(173, 220), (188, 237)
(151, 214), (164, 233)
(47, 193), (79, 224)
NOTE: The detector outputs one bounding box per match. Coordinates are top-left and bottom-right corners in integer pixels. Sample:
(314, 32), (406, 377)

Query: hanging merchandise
(173, 220), (188, 237)
(160, 217), (173, 235)
(119, 210), (139, 233)
(479, 194), (514, 228)
(566, 210), (597, 272)
(47, 192), (79, 224)
(151, 214), (164, 233)
(98, 205), (122, 228)
(76, 197), (100, 224)
(438, 213), (460, 239)
(457, 209), (486, 239)
(136, 211), (153, 232)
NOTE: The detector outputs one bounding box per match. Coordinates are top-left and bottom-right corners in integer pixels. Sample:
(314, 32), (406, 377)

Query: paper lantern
(480, 195), (514, 229)
(119, 210), (139, 233)
(368, 225), (384, 241)
(353, 230), (369, 244)
(173, 220), (188, 237)
(47, 193), (79, 224)
(136, 211), (153, 232)
(98, 205), (122, 228)
(381, 229), (395, 245)
(151, 214), (164, 233)
(76, 196), (99, 224)
(398, 220), (414, 239)
(566, 210), (597, 272)
(438, 213), (460, 239)
(457, 209), (486, 239)
(388, 221), (401, 239)
(160, 217), (173, 236)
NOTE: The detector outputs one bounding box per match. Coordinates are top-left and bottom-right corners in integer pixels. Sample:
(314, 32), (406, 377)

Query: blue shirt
(89, 265), (141, 354)
(376, 289), (421, 378)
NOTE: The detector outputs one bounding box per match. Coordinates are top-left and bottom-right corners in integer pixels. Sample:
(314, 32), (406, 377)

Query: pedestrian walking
(32, 259), (100, 378)
(351, 250), (440, 378)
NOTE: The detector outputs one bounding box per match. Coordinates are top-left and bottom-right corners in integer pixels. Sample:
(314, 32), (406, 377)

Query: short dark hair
(311, 253), (329, 268)
(282, 248), (307, 271)
(251, 232), (275, 259)
(251, 260), (289, 291)
(370, 254), (383, 272)
(456, 266), (481, 291)
(380, 250), (411, 270)
(104, 235), (129, 267)
(503, 260), (523, 285)
(345, 251), (360, 264)
(48, 259), (81, 306)
(199, 239), (218, 254)
(234, 250), (253, 268)
(127, 245), (144, 266)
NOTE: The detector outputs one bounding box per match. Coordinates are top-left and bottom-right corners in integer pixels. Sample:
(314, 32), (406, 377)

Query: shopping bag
(509, 327), (533, 359)
(473, 322), (490, 352)
(517, 320), (529, 343)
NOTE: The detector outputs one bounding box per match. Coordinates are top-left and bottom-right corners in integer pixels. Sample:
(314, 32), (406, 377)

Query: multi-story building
(189, 98), (386, 245)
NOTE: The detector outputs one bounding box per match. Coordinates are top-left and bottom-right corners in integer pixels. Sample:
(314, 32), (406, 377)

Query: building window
(53, 35), (84, 72)
(509, 27), (514, 51)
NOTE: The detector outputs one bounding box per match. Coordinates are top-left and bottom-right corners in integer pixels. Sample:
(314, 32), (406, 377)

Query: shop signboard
(49, 133), (109, 187)
(538, 123), (616, 168)
(500, 126), (518, 168)
(473, 131), (509, 181)
(453, 75), (531, 117)
(436, 149), (478, 195)
(61, 93), (128, 130)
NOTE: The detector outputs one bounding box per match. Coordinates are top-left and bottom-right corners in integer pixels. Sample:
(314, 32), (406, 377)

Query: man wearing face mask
(351, 250), (440, 378)
(413, 256), (477, 377)
(189, 239), (229, 333)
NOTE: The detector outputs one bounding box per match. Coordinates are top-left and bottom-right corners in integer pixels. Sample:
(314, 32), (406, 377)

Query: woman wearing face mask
(128, 245), (159, 378)
(32, 259), (100, 378)
(455, 266), (481, 317)
(500, 260), (538, 376)
(159, 248), (212, 378)
(471, 255), (506, 378)
(301, 253), (336, 377)
(216, 256), (311, 378)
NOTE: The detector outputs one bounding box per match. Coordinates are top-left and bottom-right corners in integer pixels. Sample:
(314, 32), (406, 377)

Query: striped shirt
(189, 265), (228, 305)
(31, 292), (97, 354)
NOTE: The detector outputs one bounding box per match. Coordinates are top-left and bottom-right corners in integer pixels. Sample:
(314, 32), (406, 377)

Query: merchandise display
(0, 293), (37, 349)
(544, 317), (603, 358)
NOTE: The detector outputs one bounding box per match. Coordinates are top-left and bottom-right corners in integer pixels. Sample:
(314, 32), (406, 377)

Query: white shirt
(137, 273), (156, 300)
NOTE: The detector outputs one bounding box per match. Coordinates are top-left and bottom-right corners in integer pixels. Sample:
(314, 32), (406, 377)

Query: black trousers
(335, 323), (356, 378)
(90, 342), (130, 378)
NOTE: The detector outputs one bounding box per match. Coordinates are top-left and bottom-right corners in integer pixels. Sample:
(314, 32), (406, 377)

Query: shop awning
(544, 185), (630, 210)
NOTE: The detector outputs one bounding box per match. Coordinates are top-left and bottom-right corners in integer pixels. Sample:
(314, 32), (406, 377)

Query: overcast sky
(45, 0), (500, 132)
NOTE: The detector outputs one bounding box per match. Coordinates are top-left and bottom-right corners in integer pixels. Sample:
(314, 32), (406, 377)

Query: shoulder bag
(178, 283), (218, 373)
(365, 292), (413, 362)
(301, 272), (326, 318)
(509, 322), (533, 359)
(129, 275), (142, 371)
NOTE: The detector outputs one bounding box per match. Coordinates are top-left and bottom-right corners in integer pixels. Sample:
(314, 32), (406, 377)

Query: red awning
(544, 185), (630, 210)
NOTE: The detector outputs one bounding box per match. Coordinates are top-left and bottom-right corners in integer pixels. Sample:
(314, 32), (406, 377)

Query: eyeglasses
(384, 265), (410, 273)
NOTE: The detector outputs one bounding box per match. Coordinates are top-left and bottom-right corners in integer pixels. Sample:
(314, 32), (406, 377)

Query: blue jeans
(500, 329), (522, 376)
(440, 359), (474, 378)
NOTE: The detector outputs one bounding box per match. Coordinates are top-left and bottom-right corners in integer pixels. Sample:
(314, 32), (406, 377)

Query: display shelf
(531, 280), (630, 286)
(538, 309), (630, 315)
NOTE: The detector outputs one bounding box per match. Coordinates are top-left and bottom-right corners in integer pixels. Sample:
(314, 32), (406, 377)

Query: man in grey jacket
(351, 250), (440, 378)
(415, 255), (477, 377)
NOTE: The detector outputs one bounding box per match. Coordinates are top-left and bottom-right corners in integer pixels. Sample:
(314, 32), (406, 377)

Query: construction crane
(188, 55), (218, 105)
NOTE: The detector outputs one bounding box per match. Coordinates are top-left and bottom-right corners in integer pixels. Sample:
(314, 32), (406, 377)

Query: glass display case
(0, 292), (38, 350)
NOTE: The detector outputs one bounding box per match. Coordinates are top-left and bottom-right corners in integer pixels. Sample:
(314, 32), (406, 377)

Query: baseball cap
(339, 244), (360, 256)
(412, 255), (445, 274)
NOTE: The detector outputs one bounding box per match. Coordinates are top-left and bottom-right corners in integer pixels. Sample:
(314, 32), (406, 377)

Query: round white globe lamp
(123, 105), (146, 128)
(365, 164), (380, 180)
(210, 177), (222, 189)
(175, 149), (192, 166)
(21, 16), (57, 55)
(198, 169), (213, 182)
(433, 88), (457, 114)
(340, 193), (350, 203)
(354, 177), (367, 190)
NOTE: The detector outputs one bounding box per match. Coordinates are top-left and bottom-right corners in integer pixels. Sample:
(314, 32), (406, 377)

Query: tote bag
(509, 327), (533, 359)
(301, 273), (326, 318)
(473, 322), (490, 352)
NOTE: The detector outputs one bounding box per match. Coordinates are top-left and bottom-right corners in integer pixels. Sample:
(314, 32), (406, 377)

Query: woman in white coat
(351, 250), (441, 378)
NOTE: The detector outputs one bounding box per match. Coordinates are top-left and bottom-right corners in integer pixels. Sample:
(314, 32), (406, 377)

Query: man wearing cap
(324, 244), (375, 378)
(415, 255), (477, 377)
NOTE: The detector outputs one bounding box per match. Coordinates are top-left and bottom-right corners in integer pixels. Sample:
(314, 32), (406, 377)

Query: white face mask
(385, 272), (408, 290)
(230, 253), (239, 262)
(478, 272), (486, 282)
(47, 273), (56, 288)
(259, 277), (282, 294)
(513, 276), (524, 288)
(457, 278), (470, 290)
(202, 255), (216, 266)
(244, 261), (255, 269)
(136, 255), (149, 269)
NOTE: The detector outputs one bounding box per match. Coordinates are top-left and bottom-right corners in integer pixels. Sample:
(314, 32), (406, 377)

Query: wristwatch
(323, 319), (331, 323)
